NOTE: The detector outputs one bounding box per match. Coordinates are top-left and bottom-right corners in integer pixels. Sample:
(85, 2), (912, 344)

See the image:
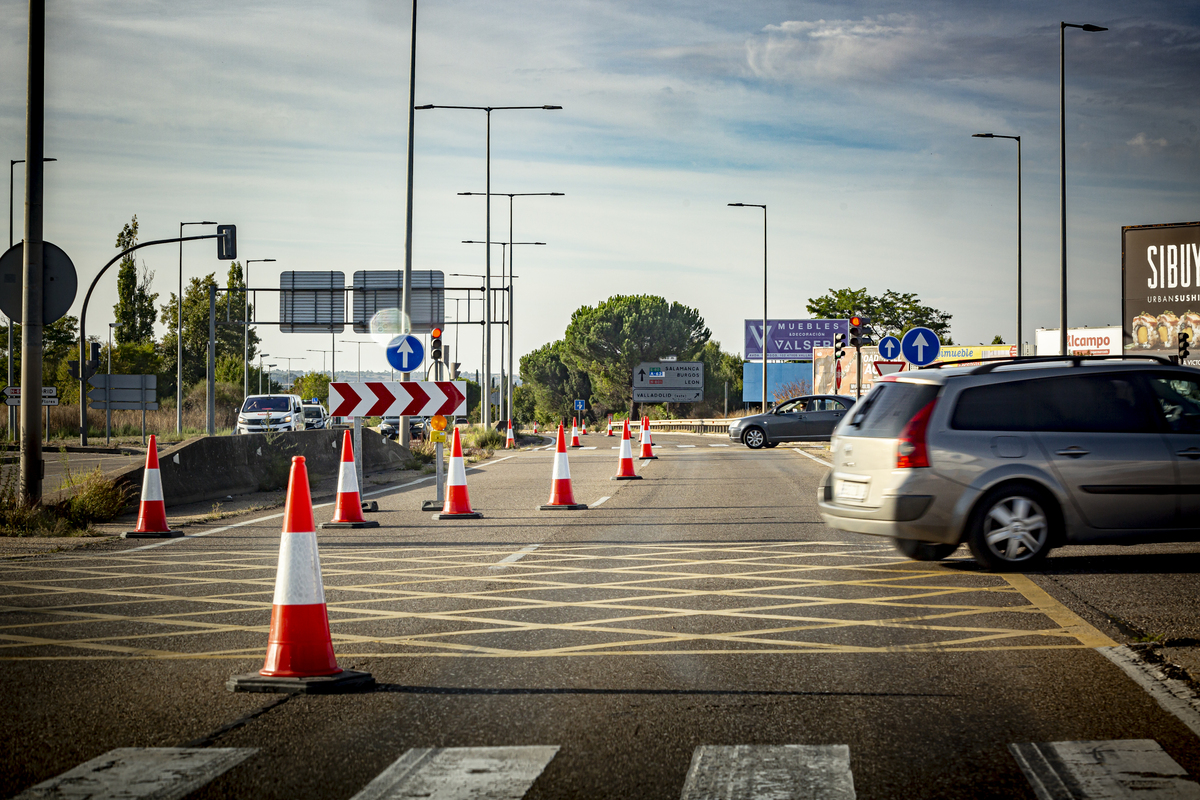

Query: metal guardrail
(639, 419), (734, 435)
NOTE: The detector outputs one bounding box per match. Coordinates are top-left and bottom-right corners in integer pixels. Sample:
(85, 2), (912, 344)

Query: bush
(0, 458), (133, 537)
(61, 466), (135, 527)
(462, 426), (505, 451)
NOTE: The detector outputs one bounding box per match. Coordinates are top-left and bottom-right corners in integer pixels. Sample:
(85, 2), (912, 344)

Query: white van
(236, 394), (305, 434)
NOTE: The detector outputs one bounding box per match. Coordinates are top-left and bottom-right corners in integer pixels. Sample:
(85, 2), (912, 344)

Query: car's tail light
(896, 399), (937, 469)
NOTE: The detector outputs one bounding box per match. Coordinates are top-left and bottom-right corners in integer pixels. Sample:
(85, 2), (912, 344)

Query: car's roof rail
(917, 353), (1176, 374)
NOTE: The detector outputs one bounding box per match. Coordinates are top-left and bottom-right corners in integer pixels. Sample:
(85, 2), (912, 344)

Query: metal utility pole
(19, 0), (45, 504)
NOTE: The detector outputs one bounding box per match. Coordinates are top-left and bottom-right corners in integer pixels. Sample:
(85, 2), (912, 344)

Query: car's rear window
(841, 381), (939, 438)
(303, 407), (323, 419)
(242, 396), (289, 412)
(951, 374), (1157, 433)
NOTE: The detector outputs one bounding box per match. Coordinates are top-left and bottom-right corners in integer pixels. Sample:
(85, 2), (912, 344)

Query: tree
(292, 372), (332, 406)
(520, 340), (593, 424)
(699, 341), (744, 416)
(806, 288), (953, 344)
(562, 295), (710, 412)
(991, 334), (1005, 345)
(112, 216), (159, 345)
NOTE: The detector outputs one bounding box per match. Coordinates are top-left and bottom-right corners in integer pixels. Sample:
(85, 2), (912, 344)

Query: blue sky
(2, 0), (1198, 378)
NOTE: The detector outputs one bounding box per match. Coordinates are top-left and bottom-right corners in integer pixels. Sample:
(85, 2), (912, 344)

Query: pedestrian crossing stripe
(17, 741), (1194, 800)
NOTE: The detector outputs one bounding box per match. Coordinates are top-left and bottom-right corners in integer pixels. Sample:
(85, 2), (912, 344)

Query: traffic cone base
(123, 434), (181, 538)
(321, 431), (380, 529)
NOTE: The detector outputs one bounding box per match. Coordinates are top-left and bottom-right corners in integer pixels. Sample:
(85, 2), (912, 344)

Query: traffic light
(849, 315), (863, 348)
(858, 315), (874, 347)
(430, 327), (443, 362)
(1181, 331), (1191, 360)
(833, 332), (846, 361)
(216, 224), (237, 260)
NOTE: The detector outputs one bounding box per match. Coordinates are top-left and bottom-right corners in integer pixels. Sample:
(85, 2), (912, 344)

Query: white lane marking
(12, 747), (256, 800)
(680, 744), (855, 800)
(1097, 645), (1200, 739)
(490, 543), (542, 570)
(579, 446), (597, 450)
(589, 496), (611, 508)
(793, 447), (833, 467)
(709, 444), (730, 447)
(349, 746), (559, 800)
(1010, 739), (1199, 800)
(677, 445), (696, 448)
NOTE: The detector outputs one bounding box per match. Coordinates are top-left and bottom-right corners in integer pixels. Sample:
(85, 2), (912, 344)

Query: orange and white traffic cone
(533, 421), (539, 434)
(320, 430), (379, 529)
(612, 419), (642, 480)
(582, 423), (588, 436)
(122, 434), (180, 539)
(505, 420), (516, 449)
(538, 423), (588, 510)
(606, 417), (614, 437)
(569, 417), (582, 448)
(228, 455), (373, 693)
(639, 415), (657, 459)
(435, 427), (482, 519)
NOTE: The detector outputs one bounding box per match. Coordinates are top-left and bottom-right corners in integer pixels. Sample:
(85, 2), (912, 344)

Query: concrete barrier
(101, 429), (411, 508)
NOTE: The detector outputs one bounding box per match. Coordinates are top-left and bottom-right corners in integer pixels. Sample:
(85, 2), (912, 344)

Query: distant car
(728, 395), (855, 448)
(236, 394), (305, 435)
(301, 404), (328, 430)
(380, 416), (426, 440)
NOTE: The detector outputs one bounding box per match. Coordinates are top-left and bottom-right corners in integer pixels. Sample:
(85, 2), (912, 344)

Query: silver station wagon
(817, 356), (1200, 571)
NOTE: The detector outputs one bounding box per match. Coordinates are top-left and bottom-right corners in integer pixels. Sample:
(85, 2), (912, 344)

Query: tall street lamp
(415, 103), (561, 427)
(729, 203), (768, 411)
(8, 156), (55, 441)
(257, 354), (269, 395)
(242, 258), (275, 397)
(306, 348), (340, 378)
(106, 322), (120, 444)
(460, 191), (561, 426)
(1060, 21), (1107, 356)
(972, 133), (1022, 351)
(280, 356), (304, 393)
(177, 221), (215, 432)
(341, 340), (368, 383)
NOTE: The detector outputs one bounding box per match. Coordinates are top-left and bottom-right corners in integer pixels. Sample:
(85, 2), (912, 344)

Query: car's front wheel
(966, 484), (1055, 571)
(893, 538), (958, 561)
(742, 427), (766, 449)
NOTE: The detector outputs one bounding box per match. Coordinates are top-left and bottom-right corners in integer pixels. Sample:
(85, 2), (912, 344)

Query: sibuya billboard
(1122, 220), (1200, 362)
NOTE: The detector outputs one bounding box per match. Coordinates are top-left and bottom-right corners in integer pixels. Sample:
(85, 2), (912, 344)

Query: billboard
(1034, 326), (1122, 356)
(744, 319), (849, 361)
(1122, 221), (1200, 363)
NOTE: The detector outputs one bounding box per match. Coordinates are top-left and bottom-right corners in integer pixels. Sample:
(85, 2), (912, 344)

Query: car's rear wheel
(893, 538), (958, 561)
(967, 485), (1054, 571)
(743, 427), (766, 449)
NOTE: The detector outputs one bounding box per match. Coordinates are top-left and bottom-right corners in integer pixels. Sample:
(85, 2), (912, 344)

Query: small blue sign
(878, 335), (901, 360)
(574, 399), (586, 411)
(900, 327), (941, 366)
(386, 334), (424, 373)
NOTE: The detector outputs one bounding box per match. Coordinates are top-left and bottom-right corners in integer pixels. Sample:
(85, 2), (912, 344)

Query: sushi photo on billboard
(1122, 220), (1200, 362)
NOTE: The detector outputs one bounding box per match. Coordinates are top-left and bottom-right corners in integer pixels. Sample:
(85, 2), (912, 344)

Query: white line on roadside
(590, 496), (611, 508)
(349, 746), (559, 800)
(579, 446), (597, 450)
(677, 445), (696, 448)
(15, 747), (257, 799)
(792, 447), (833, 467)
(1010, 739), (1197, 800)
(1096, 645), (1200, 739)
(709, 444), (730, 447)
(490, 544), (542, 570)
(680, 744), (855, 800)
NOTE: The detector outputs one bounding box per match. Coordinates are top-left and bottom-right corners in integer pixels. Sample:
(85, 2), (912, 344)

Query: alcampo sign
(1123, 220), (1200, 364)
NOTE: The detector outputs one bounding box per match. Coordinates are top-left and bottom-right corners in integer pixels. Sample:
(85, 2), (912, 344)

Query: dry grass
(1, 403), (238, 443)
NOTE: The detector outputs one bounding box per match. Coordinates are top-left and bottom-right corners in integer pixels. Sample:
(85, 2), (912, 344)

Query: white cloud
(1126, 132), (1168, 148)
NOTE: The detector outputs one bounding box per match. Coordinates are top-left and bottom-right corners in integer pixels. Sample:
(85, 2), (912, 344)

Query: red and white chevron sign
(328, 382), (467, 418)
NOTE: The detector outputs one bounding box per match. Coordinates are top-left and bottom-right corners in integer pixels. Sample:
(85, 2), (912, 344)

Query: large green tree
(520, 340), (593, 424)
(112, 216), (159, 345)
(562, 295), (710, 411)
(806, 287), (953, 344)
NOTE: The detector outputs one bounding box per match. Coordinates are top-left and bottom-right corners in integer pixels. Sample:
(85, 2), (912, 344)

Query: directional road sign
(5, 397), (58, 406)
(87, 374), (158, 410)
(633, 388), (703, 403)
(900, 327), (941, 367)
(574, 399), (585, 411)
(877, 335), (901, 361)
(2, 386), (56, 397)
(329, 381), (466, 418)
(386, 335), (425, 373)
(632, 361), (704, 390)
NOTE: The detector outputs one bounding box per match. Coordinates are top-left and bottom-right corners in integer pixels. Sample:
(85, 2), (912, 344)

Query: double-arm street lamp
(243, 258), (276, 397)
(414, 103), (561, 427)
(178, 220), (216, 432)
(1060, 21), (1107, 356)
(729, 203), (768, 411)
(972, 134), (1021, 350)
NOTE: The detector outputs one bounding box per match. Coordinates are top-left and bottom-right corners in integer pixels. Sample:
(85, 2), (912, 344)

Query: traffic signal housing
(430, 327), (443, 362)
(848, 316), (863, 348)
(833, 332), (846, 361)
(1181, 331), (1191, 361)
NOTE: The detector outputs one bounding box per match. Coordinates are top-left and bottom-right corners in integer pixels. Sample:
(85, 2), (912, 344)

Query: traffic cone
(434, 427), (482, 519)
(505, 419), (516, 449)
(533, 421), (539, 434)
(612, 419), (642, 480)
(122, 435), (180, 539)
(639, 415), (657, 459)
(582, 423), (588, 436)
(228, 456), (373, 693)
(538, 423), (587, 510)
(606, 420), (614, 437)
(320, 431), (379, 529)
(569, 417), (582, 448)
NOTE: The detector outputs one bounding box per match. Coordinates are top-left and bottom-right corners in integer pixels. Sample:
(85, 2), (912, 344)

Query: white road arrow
(883, 340), (897, 358)
(913, 332), (929, 363)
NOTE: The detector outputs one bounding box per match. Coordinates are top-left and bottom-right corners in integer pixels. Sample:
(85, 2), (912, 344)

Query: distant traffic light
(833, 332), (846, 361)
(858, 314), (874, 347)
(848, 315), (863, 348)
(1181, 331), (1191, 360)
(430, 327), (443, 363)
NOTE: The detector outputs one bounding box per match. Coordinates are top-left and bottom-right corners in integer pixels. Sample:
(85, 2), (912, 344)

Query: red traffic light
(848, 316), (862, 327)
(430, 327), (443, 339)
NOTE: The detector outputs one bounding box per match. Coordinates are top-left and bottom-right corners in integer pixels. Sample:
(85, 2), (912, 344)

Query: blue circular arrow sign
(900, 327), (941, 366)
(386, 334), (425, 373)
(877, 335), (902, 361)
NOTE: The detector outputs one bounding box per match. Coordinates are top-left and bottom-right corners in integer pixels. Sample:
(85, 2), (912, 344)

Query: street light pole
(972, 134), (1022, 351)
(257, 354), (269, 395)
(8, 156), (54, 442)
(242, 258), (275, 398)
(340, 340), (367, 383)
(729, 203), (768, 411)
(106, 322), (120, 444)
(1060, 21), (1107, 356)
(280, 356), (303, 393)
(415, 103), (561, 428)
(177, 221), (215, 432)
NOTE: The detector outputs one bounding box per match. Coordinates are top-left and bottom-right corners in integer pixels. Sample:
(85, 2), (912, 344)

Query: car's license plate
(836, 479), (868, 501)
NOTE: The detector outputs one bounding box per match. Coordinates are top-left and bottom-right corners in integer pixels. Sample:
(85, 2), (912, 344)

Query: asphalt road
(2, 433), (1198, 799)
